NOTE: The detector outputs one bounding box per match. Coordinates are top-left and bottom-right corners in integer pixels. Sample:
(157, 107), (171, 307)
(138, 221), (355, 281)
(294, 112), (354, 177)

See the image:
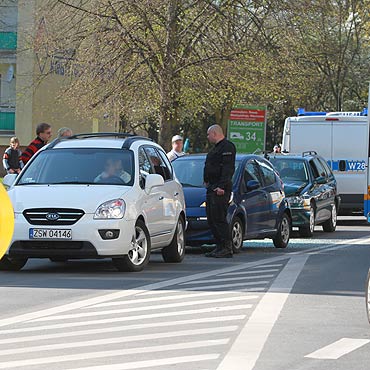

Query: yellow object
(92, 118), (99, 133)
(0, 185), (14, 259)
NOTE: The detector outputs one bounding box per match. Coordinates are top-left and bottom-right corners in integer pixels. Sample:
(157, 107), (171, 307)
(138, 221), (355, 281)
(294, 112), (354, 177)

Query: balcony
(0, 109), (15, 133)
(0, 32), (17, 50)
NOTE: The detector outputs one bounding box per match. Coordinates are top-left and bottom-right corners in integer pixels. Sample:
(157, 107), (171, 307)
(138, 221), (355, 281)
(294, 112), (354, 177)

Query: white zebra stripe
(0, 327), (237, 357)
(0, 343), (222, 369)
(0, 315), (246, 345)
(0, 305), (251, 334)
(31, 296), (254, 322)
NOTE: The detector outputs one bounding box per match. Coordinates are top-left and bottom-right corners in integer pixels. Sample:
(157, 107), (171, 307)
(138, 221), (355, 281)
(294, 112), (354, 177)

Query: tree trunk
(214, 104), (232, 135)
(158, 0), (180, 150)
(158, 74), (179, 149)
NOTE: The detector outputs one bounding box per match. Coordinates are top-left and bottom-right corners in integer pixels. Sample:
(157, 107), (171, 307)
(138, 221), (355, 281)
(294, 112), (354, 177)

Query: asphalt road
(0, 216), (369, 370)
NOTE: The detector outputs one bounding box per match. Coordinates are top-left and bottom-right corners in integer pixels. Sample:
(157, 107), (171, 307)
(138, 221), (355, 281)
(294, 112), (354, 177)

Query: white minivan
(2, 133), (186, 272)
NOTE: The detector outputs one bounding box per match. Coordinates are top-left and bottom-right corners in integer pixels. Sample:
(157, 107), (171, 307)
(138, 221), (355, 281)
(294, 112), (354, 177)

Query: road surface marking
(84, 291), (258, 309)
(31, 296), (253, 322)
(0, 326), (237, 356)
(217, 254), (308, 370)
(0, 305), (252, 334)
(291, 236), (370, 256)
(86, 290), (256, 309)
(252, 264), (283, 268)
(0, 255), (289, 328)
(2, 235), (368, 330)
(0, 315), (246, 345)
(0, 343), (222, 369)
(180, 275), (274, 284)
(219, 269), (279, 276)
(305, 338), (370, 360)
(138, 286), (266, 296)
(66, 354), (220, 370)
(174, 280), (269, 291)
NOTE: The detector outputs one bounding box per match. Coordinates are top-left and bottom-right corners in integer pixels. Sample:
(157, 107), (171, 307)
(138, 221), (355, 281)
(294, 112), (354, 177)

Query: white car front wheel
(113, 220), (151, 272)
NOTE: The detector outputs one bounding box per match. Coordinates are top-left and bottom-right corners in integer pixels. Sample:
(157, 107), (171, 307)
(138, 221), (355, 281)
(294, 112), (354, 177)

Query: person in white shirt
(167, 135), (186, 162)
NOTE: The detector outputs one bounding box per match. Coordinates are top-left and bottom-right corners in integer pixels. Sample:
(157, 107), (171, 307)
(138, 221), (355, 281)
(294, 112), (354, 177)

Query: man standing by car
(167, 135), (186, 162)
(204, 124), (236, 258)
(21, 123), (52, 165)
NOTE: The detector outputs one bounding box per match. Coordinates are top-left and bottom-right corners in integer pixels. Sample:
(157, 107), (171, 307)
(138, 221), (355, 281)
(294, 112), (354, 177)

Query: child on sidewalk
(2, 137), (23, 174)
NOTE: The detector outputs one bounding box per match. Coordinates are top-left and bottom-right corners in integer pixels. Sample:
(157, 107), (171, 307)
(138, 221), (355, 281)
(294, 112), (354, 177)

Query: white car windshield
(17, 148), (135, 186)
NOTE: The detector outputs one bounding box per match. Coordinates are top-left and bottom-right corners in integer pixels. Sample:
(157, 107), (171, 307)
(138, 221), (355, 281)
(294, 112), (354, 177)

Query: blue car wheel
(231, 217), (244, 253)
(273, 213), (291, 249)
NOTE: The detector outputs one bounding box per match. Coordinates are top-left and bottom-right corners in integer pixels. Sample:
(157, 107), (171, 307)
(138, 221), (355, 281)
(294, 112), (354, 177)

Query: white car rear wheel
(162, 216), (186, 263)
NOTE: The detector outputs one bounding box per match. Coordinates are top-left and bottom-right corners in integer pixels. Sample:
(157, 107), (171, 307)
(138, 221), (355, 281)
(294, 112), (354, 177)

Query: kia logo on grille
(46, 212), (60, 221)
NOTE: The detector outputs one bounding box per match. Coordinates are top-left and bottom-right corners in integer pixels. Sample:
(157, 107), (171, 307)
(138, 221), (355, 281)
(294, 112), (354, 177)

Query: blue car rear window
(173, 158), (241, 187)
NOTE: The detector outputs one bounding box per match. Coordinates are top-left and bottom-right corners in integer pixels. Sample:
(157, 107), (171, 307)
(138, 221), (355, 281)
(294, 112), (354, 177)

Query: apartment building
(1, 1), (113, 174)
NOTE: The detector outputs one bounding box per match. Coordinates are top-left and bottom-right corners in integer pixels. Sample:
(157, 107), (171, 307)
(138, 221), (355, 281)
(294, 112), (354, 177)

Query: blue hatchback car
(172, 154), (291, 252)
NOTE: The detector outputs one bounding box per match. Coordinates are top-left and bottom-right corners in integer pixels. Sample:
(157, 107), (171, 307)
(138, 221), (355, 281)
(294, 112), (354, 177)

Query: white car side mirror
(3, 174), (17, 188)
(145, 174), (164, 193)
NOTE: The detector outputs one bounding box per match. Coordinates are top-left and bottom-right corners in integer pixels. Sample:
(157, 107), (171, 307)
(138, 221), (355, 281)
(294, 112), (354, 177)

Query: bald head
(207, 124), (225, 144)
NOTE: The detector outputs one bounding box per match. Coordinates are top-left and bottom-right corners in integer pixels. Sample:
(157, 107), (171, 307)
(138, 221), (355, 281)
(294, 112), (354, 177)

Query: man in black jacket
(204, 125), (236, 258)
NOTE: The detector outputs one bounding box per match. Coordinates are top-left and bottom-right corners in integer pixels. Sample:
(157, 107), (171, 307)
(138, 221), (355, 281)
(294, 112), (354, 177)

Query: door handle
(159, 196), (164, 200)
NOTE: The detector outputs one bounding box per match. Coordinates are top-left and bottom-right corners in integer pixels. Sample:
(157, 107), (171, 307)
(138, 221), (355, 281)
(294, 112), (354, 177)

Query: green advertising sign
(227, 105), (267, 153)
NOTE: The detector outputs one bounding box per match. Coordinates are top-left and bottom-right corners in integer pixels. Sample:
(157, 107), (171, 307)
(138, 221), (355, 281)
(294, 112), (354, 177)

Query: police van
(281, 108), (370, 216)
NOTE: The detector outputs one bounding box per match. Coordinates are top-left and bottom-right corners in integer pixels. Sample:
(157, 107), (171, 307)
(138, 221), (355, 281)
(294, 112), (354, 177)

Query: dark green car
(269, 152), (340, 237)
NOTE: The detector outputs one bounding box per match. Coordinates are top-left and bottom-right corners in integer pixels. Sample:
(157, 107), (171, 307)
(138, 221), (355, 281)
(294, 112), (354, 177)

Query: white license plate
(29, 228), (72, 240)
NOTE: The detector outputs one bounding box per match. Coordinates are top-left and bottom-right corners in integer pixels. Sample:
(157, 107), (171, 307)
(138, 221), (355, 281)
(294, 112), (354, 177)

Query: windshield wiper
(48, 181), (95, 185)
(17, 181), (95, 185)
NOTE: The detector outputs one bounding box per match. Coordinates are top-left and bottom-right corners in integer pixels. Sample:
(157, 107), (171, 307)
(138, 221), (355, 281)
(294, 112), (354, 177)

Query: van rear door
(289, 117), (332, 158)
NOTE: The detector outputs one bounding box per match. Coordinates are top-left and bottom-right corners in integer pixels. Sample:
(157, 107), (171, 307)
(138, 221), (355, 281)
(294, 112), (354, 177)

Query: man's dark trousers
(206, 191), (232, 252)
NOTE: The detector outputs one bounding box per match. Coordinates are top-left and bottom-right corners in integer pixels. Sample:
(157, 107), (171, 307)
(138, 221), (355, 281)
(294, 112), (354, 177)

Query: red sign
(229, 109), (266, 122)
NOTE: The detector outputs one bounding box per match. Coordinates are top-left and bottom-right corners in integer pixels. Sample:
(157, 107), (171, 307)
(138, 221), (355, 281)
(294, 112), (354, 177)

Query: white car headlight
(94, 199), (126, 219)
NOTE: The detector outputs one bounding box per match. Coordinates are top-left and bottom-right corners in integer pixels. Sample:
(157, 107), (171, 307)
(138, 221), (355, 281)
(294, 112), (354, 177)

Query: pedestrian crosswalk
(0, 260), (289, 370)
